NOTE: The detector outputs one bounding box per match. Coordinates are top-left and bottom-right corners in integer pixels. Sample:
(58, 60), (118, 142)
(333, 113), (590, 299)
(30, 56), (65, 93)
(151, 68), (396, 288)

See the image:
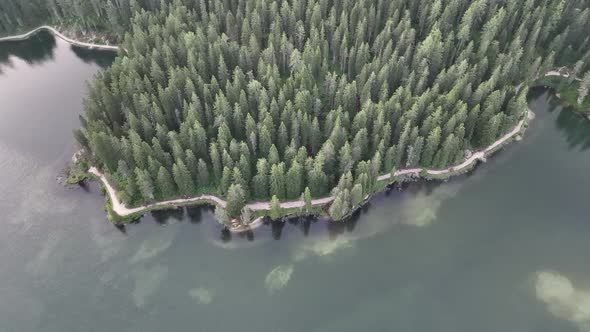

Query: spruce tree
(156, 166), (176, 198)
(226, 184), (246, 216)
(270, 195), (282, 220)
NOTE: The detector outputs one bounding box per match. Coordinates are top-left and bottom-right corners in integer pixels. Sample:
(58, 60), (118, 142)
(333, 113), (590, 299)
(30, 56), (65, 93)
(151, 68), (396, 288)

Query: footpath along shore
(90, 70), (578, 227)
(0, 25), (120, 51)
(88, 72), (581, 220)
(87, 108), (531, 220)
(3, 25), (571, 230)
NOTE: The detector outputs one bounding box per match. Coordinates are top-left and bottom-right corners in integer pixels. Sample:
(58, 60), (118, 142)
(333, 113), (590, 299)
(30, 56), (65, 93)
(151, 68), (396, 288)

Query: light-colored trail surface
(106, 70), (573, 218)
(0, 26), (120, 51)
(89, 167), (227, 215)
(545, 69), (581, 81)
(88, 110), (530, 218)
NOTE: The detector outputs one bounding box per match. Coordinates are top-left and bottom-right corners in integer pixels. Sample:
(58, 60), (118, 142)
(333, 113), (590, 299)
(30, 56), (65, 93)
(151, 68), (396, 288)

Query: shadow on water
(71, 46), (117, 68)
(530, 86), (590, 151)
(151, 208), (185, 224)
(555, 106), (590, 151)
(186, 206), (215, 224)
(0, 31), (56, 70)
(271, 219), (286, 240)
(220, 227), (232, 242)
(115, 223), (127, 235)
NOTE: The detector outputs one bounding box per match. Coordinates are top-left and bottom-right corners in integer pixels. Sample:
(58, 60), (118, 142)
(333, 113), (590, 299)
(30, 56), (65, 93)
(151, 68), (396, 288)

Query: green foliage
(535, 75), (590, 113)
(302, 187), (313, 214)
(156, 166), (176, 198)
(269, 195), (281, 220)
(72, 0), (590, 206)
(226, 184), (246, 216)
(214, 206), (230, 225)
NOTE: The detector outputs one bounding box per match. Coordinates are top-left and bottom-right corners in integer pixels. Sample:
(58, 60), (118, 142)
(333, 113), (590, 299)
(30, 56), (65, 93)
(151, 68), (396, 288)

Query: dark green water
(1, 32), (590, 332)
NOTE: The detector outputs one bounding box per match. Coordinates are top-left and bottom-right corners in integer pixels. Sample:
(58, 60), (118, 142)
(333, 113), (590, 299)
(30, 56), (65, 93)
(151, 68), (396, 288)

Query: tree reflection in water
(0, 30), (56, 70)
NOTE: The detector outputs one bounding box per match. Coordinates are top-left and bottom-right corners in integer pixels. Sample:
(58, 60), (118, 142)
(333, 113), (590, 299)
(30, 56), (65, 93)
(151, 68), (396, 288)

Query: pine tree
(286, 160), (303, 199)
(350, 183), (364, 208)
(226, 184), (246, 216)
(214, 206), (230, 224)
(241, 206), (253, 224)
(135, 168), (155, 202)
(578, 71), (590, 104)
(270, 162), (286, 199)
(252, 158), (269, 199)
(421, 127), (441, 167)
(172, 160), (195, 196)
(302, 187), (313, 214)
(197, 159), (209, 187)
(328, 192), (348, 221)
(156, 166), (176, 198)
(270, 195), (282, 220)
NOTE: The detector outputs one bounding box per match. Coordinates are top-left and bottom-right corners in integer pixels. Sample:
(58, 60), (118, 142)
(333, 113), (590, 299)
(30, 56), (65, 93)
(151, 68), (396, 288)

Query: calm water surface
(1, 32), (589, 332)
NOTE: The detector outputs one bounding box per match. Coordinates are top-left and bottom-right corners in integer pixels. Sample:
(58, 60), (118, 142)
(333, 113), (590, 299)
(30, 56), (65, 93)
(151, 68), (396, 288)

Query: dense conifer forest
(4, 0), (590, 218)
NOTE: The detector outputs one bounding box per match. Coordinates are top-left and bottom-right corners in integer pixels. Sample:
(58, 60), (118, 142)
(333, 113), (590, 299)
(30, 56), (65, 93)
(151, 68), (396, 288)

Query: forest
(5, 0), (590, 220)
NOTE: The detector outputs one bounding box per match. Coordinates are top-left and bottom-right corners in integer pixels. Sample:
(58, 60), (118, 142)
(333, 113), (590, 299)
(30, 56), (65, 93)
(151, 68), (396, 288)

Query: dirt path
(83, 70), (577, 220)
(0, 26), (120, 51)
(88, 167), (227, 216)
(545, 69), (581, 81)
(88, 109), (530, 218)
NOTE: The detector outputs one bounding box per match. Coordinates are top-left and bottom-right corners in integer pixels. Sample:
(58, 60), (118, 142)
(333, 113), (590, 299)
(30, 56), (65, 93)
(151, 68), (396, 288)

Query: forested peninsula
(5, 0), (589, 225)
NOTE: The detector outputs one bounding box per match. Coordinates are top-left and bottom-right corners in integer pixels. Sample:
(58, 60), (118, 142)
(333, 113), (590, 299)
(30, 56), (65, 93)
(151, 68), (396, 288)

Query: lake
(1, 31), (590, 332)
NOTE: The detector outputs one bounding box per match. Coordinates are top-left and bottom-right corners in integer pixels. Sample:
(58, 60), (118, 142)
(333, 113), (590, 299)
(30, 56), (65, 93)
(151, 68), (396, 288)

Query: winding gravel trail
(88, 110), (529, 217)
(4, 26), (572, 224)
(0, 25), (120, 51)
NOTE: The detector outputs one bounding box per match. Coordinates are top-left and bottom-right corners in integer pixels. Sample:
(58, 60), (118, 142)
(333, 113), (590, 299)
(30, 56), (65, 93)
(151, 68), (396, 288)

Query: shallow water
(1, 32), (590, 332)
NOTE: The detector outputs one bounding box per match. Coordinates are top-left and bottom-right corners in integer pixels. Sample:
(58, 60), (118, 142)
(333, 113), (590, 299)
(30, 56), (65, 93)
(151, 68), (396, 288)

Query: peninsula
(67, 0), (590, 227)
(1, 0), (584, 228)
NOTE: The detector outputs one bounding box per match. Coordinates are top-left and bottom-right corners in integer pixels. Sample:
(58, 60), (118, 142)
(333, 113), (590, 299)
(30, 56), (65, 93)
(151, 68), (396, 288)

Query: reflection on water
(0, 30), (115, 72)
(555, 108), (590, 151)
(2, 28), (590, 332)
(151, 208), (185, 224)
(71, 46), (119, 67)
(528, 87), (590, 151)
(0, 31), (56, 70)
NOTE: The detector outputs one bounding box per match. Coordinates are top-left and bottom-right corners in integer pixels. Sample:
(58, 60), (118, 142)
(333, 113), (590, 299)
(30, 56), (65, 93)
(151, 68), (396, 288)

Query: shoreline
(86, 107), (531, 230)
(44, 35), (567, 230)
(0, 25), (120, 51)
